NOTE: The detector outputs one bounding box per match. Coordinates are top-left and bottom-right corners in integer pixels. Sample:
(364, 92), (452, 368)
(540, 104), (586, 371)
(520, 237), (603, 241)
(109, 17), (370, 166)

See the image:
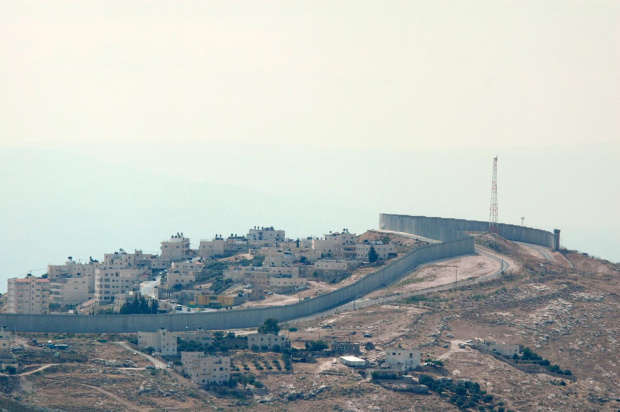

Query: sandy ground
(367, 253), (500, 299)
(239, 263), (405, 309)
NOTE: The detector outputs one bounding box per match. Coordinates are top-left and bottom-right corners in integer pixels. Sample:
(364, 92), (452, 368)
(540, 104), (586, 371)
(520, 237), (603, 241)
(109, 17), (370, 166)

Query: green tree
(305, 340), (328, 351)
(149, 299), (159, 314)
(258, 318), (280, 335)
(368, 246), (379, 263)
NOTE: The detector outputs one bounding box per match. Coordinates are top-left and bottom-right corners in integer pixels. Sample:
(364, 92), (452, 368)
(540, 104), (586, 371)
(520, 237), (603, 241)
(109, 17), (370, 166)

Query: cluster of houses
(338, 345), (422, 375)
(136, 327), (421, 386)
(136, 328), (289, 384)
(6, 227), (396, 314)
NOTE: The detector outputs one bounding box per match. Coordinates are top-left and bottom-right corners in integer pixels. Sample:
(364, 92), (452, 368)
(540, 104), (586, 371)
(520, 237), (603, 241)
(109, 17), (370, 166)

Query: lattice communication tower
(489, 156), (499, 234)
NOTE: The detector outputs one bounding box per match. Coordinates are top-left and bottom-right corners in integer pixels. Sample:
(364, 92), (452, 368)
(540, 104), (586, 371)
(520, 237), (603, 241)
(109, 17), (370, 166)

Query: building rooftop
(340, 356), (365, 363)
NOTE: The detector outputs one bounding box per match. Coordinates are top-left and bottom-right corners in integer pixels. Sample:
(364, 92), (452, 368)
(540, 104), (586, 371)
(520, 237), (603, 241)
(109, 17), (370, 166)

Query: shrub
(305, 340), (328, 352)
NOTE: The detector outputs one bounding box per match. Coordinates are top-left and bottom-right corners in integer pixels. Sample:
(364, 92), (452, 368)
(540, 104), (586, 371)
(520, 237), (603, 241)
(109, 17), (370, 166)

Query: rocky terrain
(1, 234), (618, 411)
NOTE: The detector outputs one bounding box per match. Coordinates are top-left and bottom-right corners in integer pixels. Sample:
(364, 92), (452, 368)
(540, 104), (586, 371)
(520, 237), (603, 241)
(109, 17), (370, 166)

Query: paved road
(140, 275), (161, 299)
(515, 241), (555, 261)
(291, 244), (510, 324)
(515, 241), (574, 268)
(116, 341), (167, 369)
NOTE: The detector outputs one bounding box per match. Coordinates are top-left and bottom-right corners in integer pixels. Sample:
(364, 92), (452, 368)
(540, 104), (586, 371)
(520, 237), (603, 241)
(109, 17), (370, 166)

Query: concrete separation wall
(0, 214), (555, 333)
(379, 214), (557, 249)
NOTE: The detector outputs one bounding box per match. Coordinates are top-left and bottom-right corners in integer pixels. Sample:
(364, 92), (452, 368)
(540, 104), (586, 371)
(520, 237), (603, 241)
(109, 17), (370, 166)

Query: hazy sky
(1, 1), (618, 292)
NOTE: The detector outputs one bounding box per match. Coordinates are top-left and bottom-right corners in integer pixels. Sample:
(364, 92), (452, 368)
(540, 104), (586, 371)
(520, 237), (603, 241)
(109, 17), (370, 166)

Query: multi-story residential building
(181, 352), (230, 385)
(48, 257), (97, 280)
(160, 233), (191, 261)
(50, 276), (91, 307)
(198, 236), (225, 259)
(167, 260), (202, 288)
(47, 256), (100, 300)
(312, 229), (357, 259)
(247, 270), (270, 300)
(7, 275), (50, 314)
(385, 347), (421, 371)
(94, 267), (146, 304)
(0, 326), (11, 358)
(269, 276), (308, 293)
(102, 249), (169, 274)
(247, 226), (285, 245)
(263, 251), (296, 267)
(355, 241), (396, 260)
(178, 328), (213, 346)
(224, 235), (248, 253)
(138, 328), (178, 356)
(247, 333), (289, 351)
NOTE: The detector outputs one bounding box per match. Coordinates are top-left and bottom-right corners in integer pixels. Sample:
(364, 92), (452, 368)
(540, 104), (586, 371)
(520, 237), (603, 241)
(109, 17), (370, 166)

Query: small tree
(258, 318), (280, 335)
(305, 340), (328, 352)
(149, 299), (159, 314)
(368, 246), (379, 263)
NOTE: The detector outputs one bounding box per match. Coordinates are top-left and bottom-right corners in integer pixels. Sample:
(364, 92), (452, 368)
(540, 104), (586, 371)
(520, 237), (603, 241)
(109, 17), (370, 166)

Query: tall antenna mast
(489, 156), (499, 234)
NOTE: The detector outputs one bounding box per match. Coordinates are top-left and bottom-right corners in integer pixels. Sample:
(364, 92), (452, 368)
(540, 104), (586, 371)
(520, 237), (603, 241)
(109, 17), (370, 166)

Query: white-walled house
(181, 352), (230, 385)
(385, 347), (421, 371)
(247, 333), (289, 350)
(138, 328), (178, 356)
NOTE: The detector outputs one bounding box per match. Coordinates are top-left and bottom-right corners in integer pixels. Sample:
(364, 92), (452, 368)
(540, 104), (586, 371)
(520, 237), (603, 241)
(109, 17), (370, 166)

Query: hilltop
(0, 232), (618, 411)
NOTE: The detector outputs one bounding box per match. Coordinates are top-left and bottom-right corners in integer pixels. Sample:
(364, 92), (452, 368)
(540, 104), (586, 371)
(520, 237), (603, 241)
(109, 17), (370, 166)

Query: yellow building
(191, 294), (235, 308)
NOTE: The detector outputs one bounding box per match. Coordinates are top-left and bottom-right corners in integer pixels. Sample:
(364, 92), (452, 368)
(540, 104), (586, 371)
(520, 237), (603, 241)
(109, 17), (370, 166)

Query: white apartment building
(247, 333), (289, 350)
(138, 328), (178, 356)
(7, 275), (50, 314)
(181, 352), (230, 385)
(313, 260), (360, 272)
(264, 251), (296, 267)
(101, 249), (169, 274)
(167, 260), (202, 288)
(103, 249), (154, 268)
(94, 267), (146, 304)
(385, 347), (421, 371)
(269, 276), (308, 292)
(161, 233), (191, 261)
(48, 258), (97, 280)
(198, 237), (225, 259)
(355, 242), (397, 260)
(50, 276), (91, 307)
(247, 226), (285, 244)
(313, 230), (357, 259)
(179, 328), (213, 346)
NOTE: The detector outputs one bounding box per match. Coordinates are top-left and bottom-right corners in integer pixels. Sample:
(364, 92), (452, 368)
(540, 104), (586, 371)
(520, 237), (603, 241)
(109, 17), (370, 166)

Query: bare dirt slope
(2, 236), (619, 411)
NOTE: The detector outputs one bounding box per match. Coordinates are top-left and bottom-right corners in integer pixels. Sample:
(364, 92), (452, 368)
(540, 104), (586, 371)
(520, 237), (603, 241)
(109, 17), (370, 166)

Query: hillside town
(0, 220), (618, 411)
(4, 227), (402, 316)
